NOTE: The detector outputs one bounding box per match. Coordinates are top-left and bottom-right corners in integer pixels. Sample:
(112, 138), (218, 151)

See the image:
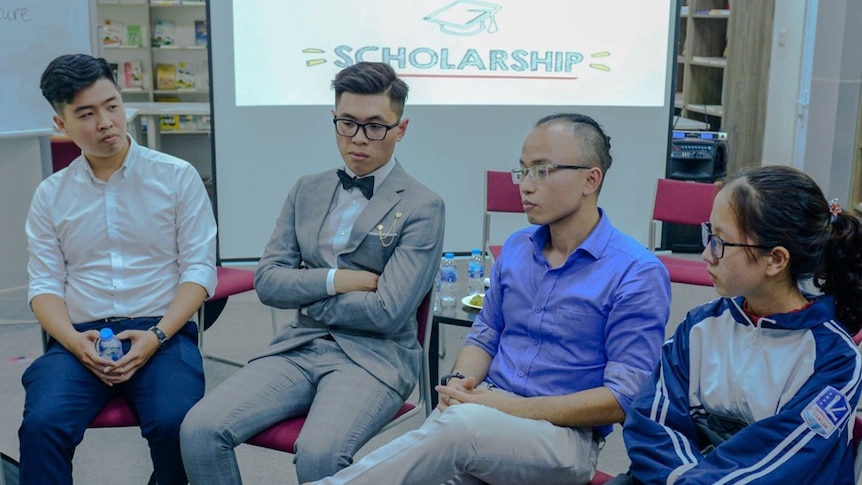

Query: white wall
(763, 0), (862, 200)
(0, 136), (48, 323)
(761, 0), (806, 168)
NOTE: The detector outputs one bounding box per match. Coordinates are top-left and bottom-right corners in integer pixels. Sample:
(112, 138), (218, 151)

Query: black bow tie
(337, 169), (374, 200)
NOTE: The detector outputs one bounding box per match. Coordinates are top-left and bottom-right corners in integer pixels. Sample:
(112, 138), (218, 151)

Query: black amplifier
(668, 138), (727, 182)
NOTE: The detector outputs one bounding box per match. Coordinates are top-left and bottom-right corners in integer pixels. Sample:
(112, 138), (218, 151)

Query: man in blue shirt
(308, 113), (672, 485)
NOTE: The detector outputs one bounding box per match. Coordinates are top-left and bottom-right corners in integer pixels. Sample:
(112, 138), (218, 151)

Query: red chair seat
(589, 470), (614, 484)
(246, 402), (416, 453)
(657, 255), (712, 287)
(89, 395), (139, 428)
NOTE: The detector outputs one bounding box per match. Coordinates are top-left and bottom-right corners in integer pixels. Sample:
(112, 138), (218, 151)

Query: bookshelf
(674, 0), (730, 131)
(674, 0), (774, 172)
(95, 0), (212, 185)
(96, 0), (209, 105)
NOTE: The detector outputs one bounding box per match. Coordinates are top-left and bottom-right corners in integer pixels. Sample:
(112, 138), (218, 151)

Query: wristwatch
(440, 371), (466, 387)
(148, 326), (169, 348)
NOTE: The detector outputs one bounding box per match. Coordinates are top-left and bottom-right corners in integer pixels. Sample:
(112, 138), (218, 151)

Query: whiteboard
(0, 0), (94, 136)
(210, 1), (679, 260)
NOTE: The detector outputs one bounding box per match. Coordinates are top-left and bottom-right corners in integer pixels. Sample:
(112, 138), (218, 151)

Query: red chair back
(652, 178), (716, 226)
(649, 179), (717, 287)
(485, 171), (523, 213)
(50, 137), (80, 173)
(484, 170), (524, 259)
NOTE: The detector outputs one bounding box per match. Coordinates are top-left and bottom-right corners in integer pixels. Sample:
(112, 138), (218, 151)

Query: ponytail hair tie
(829, 198), (843, 223)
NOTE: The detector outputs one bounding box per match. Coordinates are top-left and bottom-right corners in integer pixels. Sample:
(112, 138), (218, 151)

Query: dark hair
(331, 62), (409, 117)
(40, 54), (116, 115)
(535, 113), (613, 191)
(722, 165), (862, 334)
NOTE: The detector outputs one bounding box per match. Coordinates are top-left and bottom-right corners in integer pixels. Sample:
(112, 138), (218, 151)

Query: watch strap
(440, 371), (466, 387)
(148, 326), (168, 348)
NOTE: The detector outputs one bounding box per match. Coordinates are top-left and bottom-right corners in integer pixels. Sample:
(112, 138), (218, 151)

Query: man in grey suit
(180, 62), (446, 484)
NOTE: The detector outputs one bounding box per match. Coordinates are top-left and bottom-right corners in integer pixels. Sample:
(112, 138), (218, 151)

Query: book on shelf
(126, 24), (142, 47)
(160, 114), (180, 131)
(198, 115), (211, 131)
(101, 19), (124, 47)
(178, 114), (197, 131)
(176, 62), (197, 89)
(156, 63), (177, 90)
(194, 20), (207, 46)
(152, 19), (175, 47)
(123, 60), (143, 89)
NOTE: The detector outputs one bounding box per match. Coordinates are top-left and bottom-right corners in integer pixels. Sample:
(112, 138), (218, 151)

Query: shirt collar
(341, 157), (395, 193)
(529, 208), (612, 262)
(78, 134), (138, 181)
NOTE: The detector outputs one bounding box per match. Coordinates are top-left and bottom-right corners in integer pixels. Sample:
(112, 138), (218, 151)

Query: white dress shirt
(319, 159), (395, 295)
(26, 136), (217, 323)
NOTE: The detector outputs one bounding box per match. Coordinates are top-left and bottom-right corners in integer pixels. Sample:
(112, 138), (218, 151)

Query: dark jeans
(19, 318), (204, 485)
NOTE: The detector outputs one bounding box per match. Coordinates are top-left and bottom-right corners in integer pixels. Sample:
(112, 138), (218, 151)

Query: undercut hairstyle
(40, 54), (116, 115)
(535, 113), (613, 192)
(722, 165), (862, 335)
(332, 62), (409, 117)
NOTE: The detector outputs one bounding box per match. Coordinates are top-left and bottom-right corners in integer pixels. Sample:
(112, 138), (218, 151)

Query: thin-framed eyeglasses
(333, 118), (399, 141)
(511, 164), (592, 184)
(701, 222), (772, 260)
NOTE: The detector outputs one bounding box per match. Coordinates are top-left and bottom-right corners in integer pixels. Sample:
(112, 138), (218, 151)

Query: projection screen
(209, 0), (678, 260)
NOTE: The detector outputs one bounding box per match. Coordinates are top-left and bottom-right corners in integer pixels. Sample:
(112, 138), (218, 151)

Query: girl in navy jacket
(624, 166), (862, 485)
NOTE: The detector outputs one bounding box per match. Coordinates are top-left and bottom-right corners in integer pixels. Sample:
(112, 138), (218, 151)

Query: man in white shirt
(18, 53), (217, 485)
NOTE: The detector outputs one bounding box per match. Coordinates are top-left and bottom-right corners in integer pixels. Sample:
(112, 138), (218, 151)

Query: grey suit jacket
(253, 162), (446, 399)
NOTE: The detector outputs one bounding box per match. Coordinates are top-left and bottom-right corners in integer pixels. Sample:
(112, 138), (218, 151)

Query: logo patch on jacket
(801, 386), (850, 438)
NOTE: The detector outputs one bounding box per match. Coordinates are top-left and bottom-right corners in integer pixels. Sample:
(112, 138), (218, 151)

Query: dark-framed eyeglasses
(510, 164), (592, 184)
(701, 222), (772, 260)
(333, 118), (399, 141)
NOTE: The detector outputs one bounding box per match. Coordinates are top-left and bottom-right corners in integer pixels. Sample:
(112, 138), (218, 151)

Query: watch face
(149, 326), (168, 346)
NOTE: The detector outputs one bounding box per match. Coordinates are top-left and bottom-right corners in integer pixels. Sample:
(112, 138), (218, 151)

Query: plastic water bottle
(467, 248), (485, 295)
(439, 253), (458, 309)
(433, 267), (442, 313)
(96, 328), (124, 362)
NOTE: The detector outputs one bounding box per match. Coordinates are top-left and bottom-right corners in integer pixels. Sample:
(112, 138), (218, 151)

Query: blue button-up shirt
(466, 210), (671, 432)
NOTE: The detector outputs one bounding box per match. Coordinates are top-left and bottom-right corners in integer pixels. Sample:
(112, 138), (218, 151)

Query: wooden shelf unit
(675, 0), (730, 132)
(96, 0), (209, 104)
(675, 0), (774, 172)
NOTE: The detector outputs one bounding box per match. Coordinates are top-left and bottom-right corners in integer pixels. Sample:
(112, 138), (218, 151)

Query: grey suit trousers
(180, 338), (402, 484)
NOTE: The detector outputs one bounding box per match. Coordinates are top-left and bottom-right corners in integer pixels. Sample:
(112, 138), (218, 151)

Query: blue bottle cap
(444, 252), (455, 259)
(99, 328), (115, 339)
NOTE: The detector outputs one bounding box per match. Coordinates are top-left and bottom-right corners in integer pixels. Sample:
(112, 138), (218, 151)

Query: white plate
(461, 295), (483, 310)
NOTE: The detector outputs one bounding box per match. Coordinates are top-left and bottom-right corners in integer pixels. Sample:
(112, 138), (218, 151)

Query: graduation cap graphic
(424, 0), (501, 36)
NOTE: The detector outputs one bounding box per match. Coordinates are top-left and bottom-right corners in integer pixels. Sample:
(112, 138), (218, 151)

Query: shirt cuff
(326, 269), (337, 296)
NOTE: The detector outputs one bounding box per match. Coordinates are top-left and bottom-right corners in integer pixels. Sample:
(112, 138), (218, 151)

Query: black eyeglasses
(510, 164), (592, 184)
(333, 118), (399, 141)
(701, 222), (772, 260)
